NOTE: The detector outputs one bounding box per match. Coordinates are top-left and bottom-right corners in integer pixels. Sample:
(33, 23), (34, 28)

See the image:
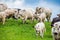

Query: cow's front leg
(2, 17), (5, 25)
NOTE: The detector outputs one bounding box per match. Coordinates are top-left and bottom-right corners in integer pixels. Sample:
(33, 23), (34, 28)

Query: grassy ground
(0, 19), (53, 40)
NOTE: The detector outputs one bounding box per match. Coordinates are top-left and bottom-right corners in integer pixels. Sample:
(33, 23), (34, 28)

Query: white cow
(4, 8), (18, 19)
(34, 12), (46, 22)
(18, 9), (34, 23)
(52, 22), (60, 40)
(35, 22), (46, 38)
(35, 7), (52, 22)
(0, 12), (6, 24)
(0, 3), (7, 12)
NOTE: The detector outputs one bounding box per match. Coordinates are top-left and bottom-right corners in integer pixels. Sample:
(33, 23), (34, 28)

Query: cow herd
(0, 3), (60, 40)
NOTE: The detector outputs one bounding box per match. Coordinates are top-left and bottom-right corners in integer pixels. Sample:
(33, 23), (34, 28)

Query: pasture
(0, 19), (53, 40)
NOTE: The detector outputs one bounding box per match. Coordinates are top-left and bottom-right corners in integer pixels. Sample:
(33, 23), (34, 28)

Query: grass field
(0, 19), (53, 40)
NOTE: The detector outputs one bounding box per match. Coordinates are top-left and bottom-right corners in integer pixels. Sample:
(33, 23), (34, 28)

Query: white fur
(0, 12), (6, 24)
(4, 8), (18, 19)
(52, 22), (60, 40)
(36, 7), (52, 22)
(35, 22), (46, 38)
(18, 9), (34, 23)
(38, 12), (46, 22)
(0, 3), (7, 12)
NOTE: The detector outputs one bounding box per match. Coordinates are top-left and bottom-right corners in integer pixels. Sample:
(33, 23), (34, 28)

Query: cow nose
(54, 33), (58, 35)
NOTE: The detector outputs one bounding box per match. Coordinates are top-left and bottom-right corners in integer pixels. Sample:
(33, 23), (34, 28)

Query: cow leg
(40, 30), (43, 38)
(30, 17), (34, 23)
(13, 14), (18, 20)
(32, 17), (34, 22)
(39, 18), (42, 22)
(42, 19), (45, 22)
(23, 17), (27, 24)
(48, 16), (50, 22)
(23, 19), (25, 24)
(36, 30), (39, 36)
(2, 17), (5, 25)
(49, 16), (51, 22)
(46, 16), (49, 22)
(47, 16), (51, 22)
(37, 18), (41, 22)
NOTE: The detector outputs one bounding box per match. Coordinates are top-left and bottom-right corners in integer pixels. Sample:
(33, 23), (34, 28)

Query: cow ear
(39, 8), (41, 10)
(57, 14), (60, 17)
(36, 7), (39, 11)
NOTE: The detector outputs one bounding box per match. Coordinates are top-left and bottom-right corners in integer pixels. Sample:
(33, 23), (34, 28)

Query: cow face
(38, 8), (43, 13)
(36, 7), (44, 14)
(52, 27), (59, 35)
(16, 10), (25, 19)
(0, 4), (7, 12)
(53, 23), (60, 36)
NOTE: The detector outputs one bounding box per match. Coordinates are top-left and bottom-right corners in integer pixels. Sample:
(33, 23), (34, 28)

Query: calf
(35, 22), (46, 38)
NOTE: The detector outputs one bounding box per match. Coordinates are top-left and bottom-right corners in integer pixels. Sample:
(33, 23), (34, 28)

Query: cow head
(52, 22), (60, 36)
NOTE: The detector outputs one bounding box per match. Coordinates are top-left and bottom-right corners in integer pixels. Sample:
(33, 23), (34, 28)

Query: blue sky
(25, 0), (60, 6)
(45, 0), (60, 6)
(25, 0), (40, 5)
(0, 0), (60, 7)
(0, 0), (60, 20)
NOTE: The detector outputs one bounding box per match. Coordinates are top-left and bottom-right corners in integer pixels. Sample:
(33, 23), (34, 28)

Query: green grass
(0, 19), (53, 40)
